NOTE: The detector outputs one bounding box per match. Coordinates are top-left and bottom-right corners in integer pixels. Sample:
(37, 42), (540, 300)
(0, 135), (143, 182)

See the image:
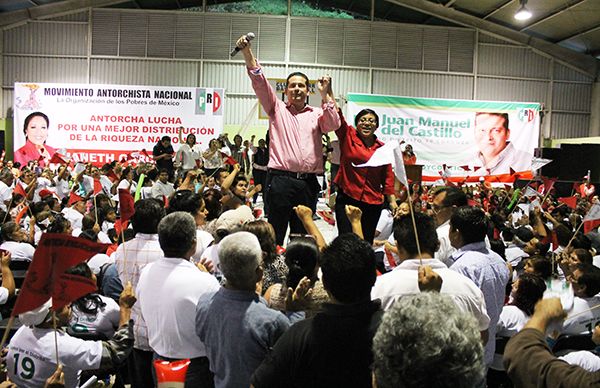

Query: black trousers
(128, 348), (154, 388)
(266, 174), (320, 245)
(252, 169), (267, 202)
(334, 190), (383, 244)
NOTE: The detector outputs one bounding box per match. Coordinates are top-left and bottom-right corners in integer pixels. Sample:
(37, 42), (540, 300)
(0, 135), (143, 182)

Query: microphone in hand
(231, 32), (255, 57)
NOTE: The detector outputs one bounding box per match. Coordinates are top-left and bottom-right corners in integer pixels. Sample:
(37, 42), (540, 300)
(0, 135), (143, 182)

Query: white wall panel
(290, 18), (317, 63)
(373, 71), (473, 99)
(478, 45), (551, 79)
(554, 63), (594, 83)
(4, 22), (87, 56)
(343, 20), (371, 68)
(90, 59), (197, 86)
(3, 56), (87, 86)
(291, 65), (370, 96)
(370, 22), (397, 69)
(476, 78), (548, 103)
(552, 113), (590, 139)
(224, 96), (266, 126)
(553, 82), (592, 112)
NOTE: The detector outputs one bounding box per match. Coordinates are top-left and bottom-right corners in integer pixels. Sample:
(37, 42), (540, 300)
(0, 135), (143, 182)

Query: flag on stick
(12, 234), (110, 316)
(119, 189), (135, 222)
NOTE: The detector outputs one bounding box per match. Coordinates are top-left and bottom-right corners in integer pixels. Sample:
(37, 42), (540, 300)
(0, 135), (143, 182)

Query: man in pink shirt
(236, 34), (341, 245)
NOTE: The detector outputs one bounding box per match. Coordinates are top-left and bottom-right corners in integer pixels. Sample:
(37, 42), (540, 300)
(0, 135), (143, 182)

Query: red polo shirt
(333, 113), (395, 205)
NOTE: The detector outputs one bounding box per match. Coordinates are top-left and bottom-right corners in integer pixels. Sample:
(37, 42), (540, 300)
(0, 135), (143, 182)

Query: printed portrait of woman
(14, 111), (56, 168)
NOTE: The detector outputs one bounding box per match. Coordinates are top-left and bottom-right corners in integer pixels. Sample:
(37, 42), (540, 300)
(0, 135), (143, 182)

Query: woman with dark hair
(242, 220), (288, 292)
(66, 262), (120, 339)
(334, 108), (397, 244)
(46, 213), (73, 235)
(202, 138), (224, 178)
(264, 236), (326, 315)
(523, 255), (553, 280)
(14, 111), (57, 168)
(202, 188), (223, 236)
(175, 129), (201, 176)
(500, 273), (547, 333)
(0, 221), (36, 262)
(491, 273), (546, 372)
(116, 166), (136, 195)
(167, 189), (213, 262)
(224, 133), (250, 176)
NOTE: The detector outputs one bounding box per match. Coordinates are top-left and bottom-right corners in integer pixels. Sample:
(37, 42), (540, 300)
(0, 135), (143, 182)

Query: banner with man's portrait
(13, 82), (224, 165)
(347, 93), (541, 182)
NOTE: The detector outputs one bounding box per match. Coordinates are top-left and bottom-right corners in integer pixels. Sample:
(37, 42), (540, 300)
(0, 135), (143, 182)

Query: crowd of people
(0, 33), (598, 388)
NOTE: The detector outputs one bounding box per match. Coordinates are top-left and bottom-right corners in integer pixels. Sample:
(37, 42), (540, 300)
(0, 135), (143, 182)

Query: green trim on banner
(348, 93), (540, 111)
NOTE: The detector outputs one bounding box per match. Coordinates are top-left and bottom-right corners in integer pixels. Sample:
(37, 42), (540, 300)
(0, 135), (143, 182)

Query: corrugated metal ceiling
(0, 0), (599, 61)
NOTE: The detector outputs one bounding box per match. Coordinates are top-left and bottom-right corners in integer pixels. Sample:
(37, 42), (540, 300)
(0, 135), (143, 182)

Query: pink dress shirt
(247, 66), (340, 174)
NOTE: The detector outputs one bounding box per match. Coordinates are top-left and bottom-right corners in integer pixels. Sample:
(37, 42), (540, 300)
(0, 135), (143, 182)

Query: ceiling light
(514, 0), (532, 21)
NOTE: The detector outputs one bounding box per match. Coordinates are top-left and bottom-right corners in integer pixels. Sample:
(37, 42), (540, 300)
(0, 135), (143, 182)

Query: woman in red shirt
(333, 109), (397, 243)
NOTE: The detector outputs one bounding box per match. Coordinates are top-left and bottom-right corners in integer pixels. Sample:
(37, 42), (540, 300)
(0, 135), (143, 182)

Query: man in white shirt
(562, 263), (600, 335)
(114, 198), (165, 388)
(137, 212), (219, 386)
(0, 168), (15, 211)
(371, 212), (490, 336)
(61, 195), (87, 231)
(151, 168), (175, 200)
(431, 187), (468, 267)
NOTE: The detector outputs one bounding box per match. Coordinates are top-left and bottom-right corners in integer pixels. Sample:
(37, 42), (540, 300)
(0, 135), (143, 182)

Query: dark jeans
(128, 348), (154, 388)
(330, 163), (340, 193)
(266, 174), (320, 245)
(335, 190), (383, 244)
(252, 169), (267, 203)
(154, 354), (214, 388)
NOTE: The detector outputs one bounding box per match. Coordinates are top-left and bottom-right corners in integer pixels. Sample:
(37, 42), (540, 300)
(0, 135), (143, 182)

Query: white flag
(529, 198), (541, 212)
(517, 204), (529, 213)
(530, 157), (552, 171)
(353, 140), (408, 188)
(352, 141), (395, 169)
(523, 186), (540, 198)
(584, 204), (600, 222)
(392, 145), (409, 188)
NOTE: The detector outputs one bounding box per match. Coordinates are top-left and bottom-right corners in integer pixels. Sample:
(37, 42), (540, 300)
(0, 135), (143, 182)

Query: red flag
(119, 189), (135, 222)
(114, 219), (129, 235)
(13, 182), (27, 198)
(93, 179), (103, 195)
(541, 177), (556, 195)
(141, 149), (151, 159)
(220, 152), (237, 166)
(68, 192), (84, 207)
(15, 206), (29, 225)
(49, 153), (68, 165)
(459, 165), (471, 171)
(12, 233), (110, 316)
(106, 170), (119, 183)
(163, 195), (169, 208)
(504, 184), (512, 191)
(558, 196), (577, 209)
(473, 166), (481, 172)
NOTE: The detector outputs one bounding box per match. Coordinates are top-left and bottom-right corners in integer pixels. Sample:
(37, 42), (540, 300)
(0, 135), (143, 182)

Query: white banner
(347, 93), (540, 182)
(13, 82), (224, 165)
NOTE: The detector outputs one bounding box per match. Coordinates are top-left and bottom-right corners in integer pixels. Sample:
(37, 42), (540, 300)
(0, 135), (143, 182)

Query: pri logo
(195, 89), (223, 116)
(517, 108), (536, 123)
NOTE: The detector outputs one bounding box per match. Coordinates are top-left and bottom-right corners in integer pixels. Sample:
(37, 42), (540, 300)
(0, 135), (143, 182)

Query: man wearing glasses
(431, 187), (467, 267)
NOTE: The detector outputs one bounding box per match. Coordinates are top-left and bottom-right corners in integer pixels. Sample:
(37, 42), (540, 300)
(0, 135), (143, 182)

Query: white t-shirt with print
(8, 326), (102, 388)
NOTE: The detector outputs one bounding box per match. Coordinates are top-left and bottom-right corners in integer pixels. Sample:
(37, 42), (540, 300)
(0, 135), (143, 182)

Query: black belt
(268, 168), (316, 180)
